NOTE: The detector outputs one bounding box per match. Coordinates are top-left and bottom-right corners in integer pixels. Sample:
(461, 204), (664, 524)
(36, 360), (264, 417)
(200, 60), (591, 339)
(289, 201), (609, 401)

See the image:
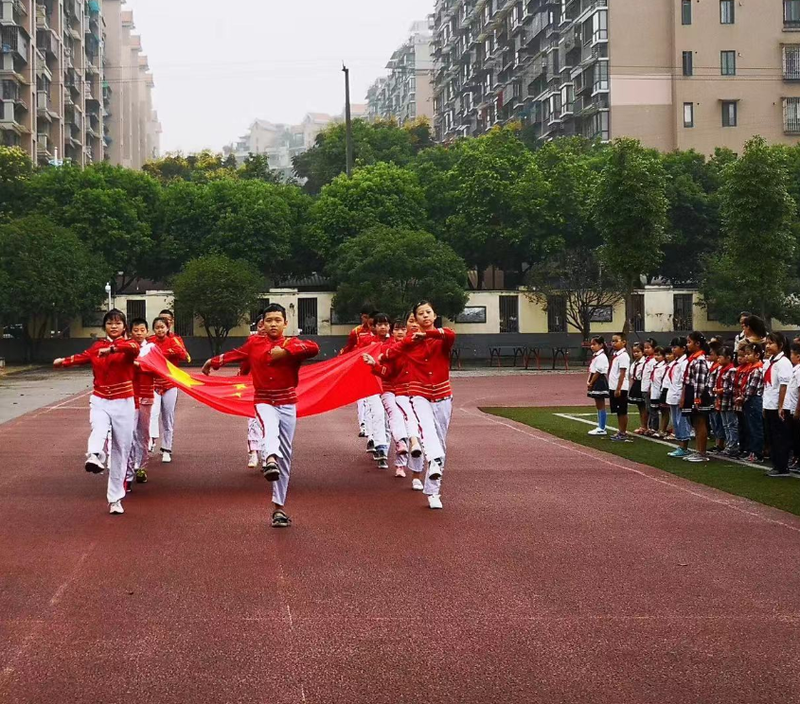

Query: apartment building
(431, 0), (800, 153)
(366, 20), (435, 125)
(0, 0), (159, 168)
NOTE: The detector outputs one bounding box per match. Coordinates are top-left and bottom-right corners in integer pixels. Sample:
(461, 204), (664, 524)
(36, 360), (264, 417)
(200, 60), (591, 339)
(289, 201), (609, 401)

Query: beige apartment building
(366, 20), (435, 125)
(432, 0), (800, 153)
(0, 0), (159, 168)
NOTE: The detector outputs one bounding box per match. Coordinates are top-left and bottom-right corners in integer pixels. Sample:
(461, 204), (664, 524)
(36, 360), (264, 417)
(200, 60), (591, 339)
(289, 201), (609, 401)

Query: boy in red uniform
(127, 318), (155, 486)
(53, 309), (140, 515)
(341, 307), (376, 437)
(149, 316), (189, 464)
(202, 304), (319, 527)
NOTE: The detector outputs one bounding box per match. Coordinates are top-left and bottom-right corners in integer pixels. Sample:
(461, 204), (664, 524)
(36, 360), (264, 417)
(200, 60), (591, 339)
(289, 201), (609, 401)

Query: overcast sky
(130, 0), (435, 154)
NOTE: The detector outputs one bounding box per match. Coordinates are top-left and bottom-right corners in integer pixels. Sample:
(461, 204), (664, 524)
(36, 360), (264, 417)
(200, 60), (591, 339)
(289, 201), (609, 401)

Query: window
(783, 45), (800, 79)
(786, 0), (800, 27)
(499, 295), (519, 333)
(682, 51), (693, 76)
(593, 61), (609, 92)
(126, 299), (146, 323)
(683, 102), (694, 127)
(454, 306), (487, 324)
(720, 0), (734, 23)
(547, 296), (568, 333)
(592, 9), (607, 43)
(673, 294), (694, 331)
(722, 100), (738, 126)
(631, 294), (645, 332)
(682, 0), (692, 25)
(784, 97), (800, 133)
(298, 297), (318, 335)
(720, 50), (736, 75)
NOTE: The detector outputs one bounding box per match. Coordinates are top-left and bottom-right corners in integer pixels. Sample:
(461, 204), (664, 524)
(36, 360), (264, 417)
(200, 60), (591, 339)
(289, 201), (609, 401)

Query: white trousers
(158, 387), (178, 451)
(381, 392), (408, 444)
(365, 394), (388, 448)
(409, 396), (452, 496)
(394, 396), (421, 440)
(127, 401), (152, 474)
(255, 403), (297, 507)
(149, 391), (161, 439)
(247, 417), (263, 453)
(88, 395), (135, 504)
(357, 398), (366, 430)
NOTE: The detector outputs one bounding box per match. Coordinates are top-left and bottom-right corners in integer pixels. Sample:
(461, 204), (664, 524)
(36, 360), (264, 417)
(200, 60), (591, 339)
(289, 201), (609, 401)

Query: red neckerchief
(764, 352), (785, 385)
(644, 354), (656, 380)
(683, 351), (705, 383)
(716, 362), (734, 390)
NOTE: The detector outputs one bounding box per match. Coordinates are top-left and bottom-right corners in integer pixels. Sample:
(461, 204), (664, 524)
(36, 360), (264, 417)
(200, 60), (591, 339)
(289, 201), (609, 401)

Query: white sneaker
(411, 478), (424, 491)
(161, 451), (172, 464)
(148, 438), (156, 453)
(428, 494), (443, 510)
(587, 427), (607, 436)
(84, 453), (105, 473)
(109, 500), (124, 515)
(247, 451), (258, 468)
(394, 467), (406, 478)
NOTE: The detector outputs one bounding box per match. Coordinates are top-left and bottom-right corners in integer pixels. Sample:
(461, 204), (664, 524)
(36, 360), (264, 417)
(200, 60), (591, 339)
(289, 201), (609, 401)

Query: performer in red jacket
(148, 316), (189, 464)
(127, 317), (155, 487)
(202, 303), (319, 528)
(54, 309), (140, 515)
(340, 307), (376, 438)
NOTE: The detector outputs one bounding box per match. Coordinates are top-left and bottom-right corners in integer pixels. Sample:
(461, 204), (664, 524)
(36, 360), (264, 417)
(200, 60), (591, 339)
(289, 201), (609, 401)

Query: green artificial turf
(482, 406), (800, 517)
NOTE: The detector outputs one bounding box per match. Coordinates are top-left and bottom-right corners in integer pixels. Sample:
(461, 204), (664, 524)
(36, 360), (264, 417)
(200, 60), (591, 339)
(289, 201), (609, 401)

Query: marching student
(714, 347), (738, 457)
(149, 317), (189, 464)
(586, 336), (609, 436)
(384, 301), (455, 509)
(763, 332), (793, 477)
(648, 347), (667, 437)
(341, 306), (376, 438)
(53, 309), (139, 515)
(363, 313), (391, 469)
(737, 342), (765, 463)
(681, 331), (713, 463)
(148, 309), (190, 451)
(202, 303), (320, 528)
(666, 337), (692, 458)
(127, 318), (155, 486)
(608, 333), (631, 442)
(786, 342), (800, 473)
(628, 342), (647, 434)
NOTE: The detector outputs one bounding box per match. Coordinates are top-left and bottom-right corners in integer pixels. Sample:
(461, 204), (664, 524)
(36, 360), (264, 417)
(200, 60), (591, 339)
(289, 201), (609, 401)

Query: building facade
(0, 0), (159, 168)
(366, 20), (435, 125)
(431, 0), (800, 153)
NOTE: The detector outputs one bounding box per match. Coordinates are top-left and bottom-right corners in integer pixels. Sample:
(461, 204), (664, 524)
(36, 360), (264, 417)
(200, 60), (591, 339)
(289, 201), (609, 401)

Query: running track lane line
(462, 407), (800, 536)
(0, 542), (98, 691)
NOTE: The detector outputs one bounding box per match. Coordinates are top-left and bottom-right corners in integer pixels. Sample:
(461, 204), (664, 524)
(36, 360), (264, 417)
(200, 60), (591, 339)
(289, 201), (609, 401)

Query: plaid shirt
(743, 364), (764, 401)
(716, 365), (736, 412)
(684, 353), (710, 398)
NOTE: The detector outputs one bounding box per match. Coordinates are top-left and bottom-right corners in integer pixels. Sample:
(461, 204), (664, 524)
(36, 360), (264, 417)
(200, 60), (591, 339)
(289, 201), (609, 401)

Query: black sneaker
(271, 510), (291, 528)
(766, 470), (791, 478)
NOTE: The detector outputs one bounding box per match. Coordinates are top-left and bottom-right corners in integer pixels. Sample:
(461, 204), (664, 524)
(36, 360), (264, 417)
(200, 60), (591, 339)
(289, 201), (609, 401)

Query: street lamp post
(105, 282), (112, 311)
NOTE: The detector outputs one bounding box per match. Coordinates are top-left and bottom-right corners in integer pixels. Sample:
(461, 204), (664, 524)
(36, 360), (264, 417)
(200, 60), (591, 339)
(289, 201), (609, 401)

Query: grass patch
(483, 406), (800, 518)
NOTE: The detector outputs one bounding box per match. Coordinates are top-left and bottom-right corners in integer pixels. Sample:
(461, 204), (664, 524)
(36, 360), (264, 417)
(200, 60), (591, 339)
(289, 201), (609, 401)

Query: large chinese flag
(137, 343), (382, 418)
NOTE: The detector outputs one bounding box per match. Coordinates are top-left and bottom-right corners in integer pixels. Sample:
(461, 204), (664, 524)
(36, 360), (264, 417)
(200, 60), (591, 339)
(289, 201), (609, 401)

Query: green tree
(446, 127), (554, 288)
(701, 136), (797, 323)
(309, 162), (427, 256)
(238, 152), (281, 183)
(330, 226), (469, 321)
(0, 216), (104, 361)
(293, 119), (433, 194)
(143, 150), (237, 183)
(409, 142), (465, 240)
(0, 146), (33, 222)
(172, 254), (263, 355)
(594, 138), (668, 331)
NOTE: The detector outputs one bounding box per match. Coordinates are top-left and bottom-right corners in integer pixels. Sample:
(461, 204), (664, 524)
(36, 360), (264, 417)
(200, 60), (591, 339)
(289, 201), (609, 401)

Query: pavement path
(1, 373), (799, 703)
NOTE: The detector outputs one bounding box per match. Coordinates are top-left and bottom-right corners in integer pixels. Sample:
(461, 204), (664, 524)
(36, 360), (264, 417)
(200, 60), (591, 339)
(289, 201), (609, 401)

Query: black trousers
(765, 409), (792, 473)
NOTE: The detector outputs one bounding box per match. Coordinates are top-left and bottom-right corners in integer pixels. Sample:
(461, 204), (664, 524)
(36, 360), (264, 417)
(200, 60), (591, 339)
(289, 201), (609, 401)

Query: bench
(488, 345), (530, 368)
(526, 346), (570, 370)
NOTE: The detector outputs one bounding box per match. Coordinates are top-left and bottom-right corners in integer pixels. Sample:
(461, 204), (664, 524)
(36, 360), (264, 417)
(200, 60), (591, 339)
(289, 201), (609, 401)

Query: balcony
(37, 133), (51, 156)
(1, 25), (29, 62)
(36, 29), (58, 58)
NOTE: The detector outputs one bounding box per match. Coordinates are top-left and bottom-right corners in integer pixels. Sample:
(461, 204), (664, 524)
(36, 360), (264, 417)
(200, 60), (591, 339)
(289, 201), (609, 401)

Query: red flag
(137, 343), (382, 419)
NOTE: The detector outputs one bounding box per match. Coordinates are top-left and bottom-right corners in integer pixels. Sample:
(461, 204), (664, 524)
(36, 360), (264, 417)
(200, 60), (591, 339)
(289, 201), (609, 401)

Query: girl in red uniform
(385, 301), (455, 509)
(149, 316), (189, 464)
(202, 304), (319, 527)
(53, 309), (139, 515)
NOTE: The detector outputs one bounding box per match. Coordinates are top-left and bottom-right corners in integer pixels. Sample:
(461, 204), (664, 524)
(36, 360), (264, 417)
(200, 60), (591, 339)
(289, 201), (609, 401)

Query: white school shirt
(608, 349), (630, 392)
(588, 350), (609, 376)
(650, 360), (667, 400)
(783, 364), (800, 412)
(665, 354), (688, 406)
(641, 356), (657, 393)
(763, 352), (793, 411)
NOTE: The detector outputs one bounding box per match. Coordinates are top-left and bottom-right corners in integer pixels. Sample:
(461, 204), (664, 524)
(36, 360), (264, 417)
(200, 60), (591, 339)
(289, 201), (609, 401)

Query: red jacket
(210, 335), (320, 406)
(149, 334), (190, 392)
(132, 342), (155, 406)
(385, 328), (456, 401)
(62, 338), (140, 400)
(341, 324), (376, 354)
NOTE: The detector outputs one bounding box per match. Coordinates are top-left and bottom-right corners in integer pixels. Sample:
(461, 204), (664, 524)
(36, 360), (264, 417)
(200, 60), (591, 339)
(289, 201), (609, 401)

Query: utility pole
(342, 63), (354, 177)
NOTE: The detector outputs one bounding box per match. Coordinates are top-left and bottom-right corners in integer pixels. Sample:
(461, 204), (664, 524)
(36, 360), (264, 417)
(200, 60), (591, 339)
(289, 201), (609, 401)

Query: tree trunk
(205, 325), (215, 357)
